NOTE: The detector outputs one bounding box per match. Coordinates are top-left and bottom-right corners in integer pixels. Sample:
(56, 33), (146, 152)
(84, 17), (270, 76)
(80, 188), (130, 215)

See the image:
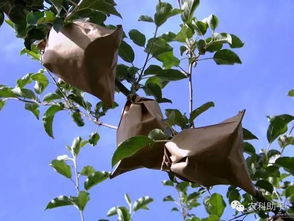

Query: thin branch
(136, 26), (159, 85)
(188, 59), (195, 128)
(115, 79), (131, 97)
(72, 154), (85, 221)
(197, 57), (213, 62)
(79, 111), (118, 130)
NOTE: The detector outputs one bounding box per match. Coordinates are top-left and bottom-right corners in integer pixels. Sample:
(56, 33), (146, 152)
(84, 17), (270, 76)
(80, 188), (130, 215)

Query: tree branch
(136, 26), (159, 85)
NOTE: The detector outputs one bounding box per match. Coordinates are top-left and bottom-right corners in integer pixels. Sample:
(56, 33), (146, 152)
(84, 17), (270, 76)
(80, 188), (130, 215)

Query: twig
(228, 212), (250, 221)
(72, 152), (85, 221)
(79, 111), (118, 130)
(115, 79), (131, 97)
(136, 26), (159, 84)
(188, 57), (196, 128)
(197, 57), (213, 62)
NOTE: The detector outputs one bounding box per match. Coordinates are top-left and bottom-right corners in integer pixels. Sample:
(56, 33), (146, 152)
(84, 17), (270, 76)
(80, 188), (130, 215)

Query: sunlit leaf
(80, 166), (96, 176)
(84, 171), (109, 190)
(50, 159), (72, 179)
(45, 195), (73, 210)
(89, 132), (100, 146)
(133, 196), (154, 211)
(42, 105), (64, 138)
(25, 103), (40, 119)
(112, 136), (155, 167)
(267, 114), (294, 143)
(181, 0), (200, 22)
(204, 193), (226, 217)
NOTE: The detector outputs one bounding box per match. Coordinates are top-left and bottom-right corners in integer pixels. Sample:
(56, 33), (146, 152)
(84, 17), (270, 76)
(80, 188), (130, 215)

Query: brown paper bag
(162, 111), (256, 195)
(42, 21), (123, 106)
(110, 96), (167, 178)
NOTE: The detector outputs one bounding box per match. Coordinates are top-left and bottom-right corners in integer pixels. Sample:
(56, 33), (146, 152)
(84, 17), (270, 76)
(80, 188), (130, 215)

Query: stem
(136, 26), (159, 85)
(115, 79), (131, 97)
(72, 155), (85, 221)
(188, 57), (196, 128)
(177, 190), (187, 220)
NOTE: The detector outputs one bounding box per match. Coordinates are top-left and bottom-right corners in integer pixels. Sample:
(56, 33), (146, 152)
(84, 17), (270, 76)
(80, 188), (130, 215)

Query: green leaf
(202, 215), (220, 221)
(42, 105), (64, 138)
(50, 159), (72, 179)
(181, 0), (200, 22)
(175, 24), (193, 42)
(275, 157), (294, 175)
(226, 186), (241, 204)
(138, 15), (154, 22)
(45, 195), (73, 210)
(89, 132), (100, 146)
(70, 0), (121, 18)
(124, 193), (132, 206)
(256, 180), (274, 193)
(50, 0), (64, 13)
(193, 20), (208, 36)
(213, 49), (242, 65)
(267, 114), (294, 143)
(84, 171), (109, 190)
(20, 47), (41, 60)
(107, 206), (118, 216)
(230, 34), (244, 48)
(278, 135), (294, 148)
(243, 142), (256, 155)
(288, 89), (294, 97)
(12, 87), (37, 100)
(71, 137), (87, 156)
(204, 193), (226, 217)
(207, 14), (219, 31)
(112, 136), (155, 167)
(133, 196), (154, 211)
(144, 65), (186, 81)
(285, 186), (294, 198)
(17, 74), (33, 88)
(144, 82), (162, 100)
(27, 11), (44, 25)
(0, 86), (17, 98)
(148, 129), (166, 140)
(0, 11), (4, 27)
(165, 109), (188, 128)
(32, 72), (49, 94)
(110, 207), (130, 220)
(163, 195), (174, 202)
(160, 32), (176, 42)
(119, 41), (135, 63)
(145, 37), (172, 57)
(129, 29), (146, 47)
(43, 93), (61, 102)
(74, 191), (89, 211)
(162, 180), (174, 186)
(212, 32), (232, 45)
(190, 102), (215, 122)
(71, 111), (85, 127)
(80, 166), (96, 176)
(25, 103), (40, 119)
(243, 128), (258, 140)
(154, 2), (181, 27)
(157, 51), (180, 69)
(0, 100), (5, 111)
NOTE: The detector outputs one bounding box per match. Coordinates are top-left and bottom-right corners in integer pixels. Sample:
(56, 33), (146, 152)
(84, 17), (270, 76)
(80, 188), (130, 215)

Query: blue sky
(0, 0), (293, 220)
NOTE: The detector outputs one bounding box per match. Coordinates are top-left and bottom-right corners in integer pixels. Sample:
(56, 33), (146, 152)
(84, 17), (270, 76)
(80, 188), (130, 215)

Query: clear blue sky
(0, 0), (293, 220)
